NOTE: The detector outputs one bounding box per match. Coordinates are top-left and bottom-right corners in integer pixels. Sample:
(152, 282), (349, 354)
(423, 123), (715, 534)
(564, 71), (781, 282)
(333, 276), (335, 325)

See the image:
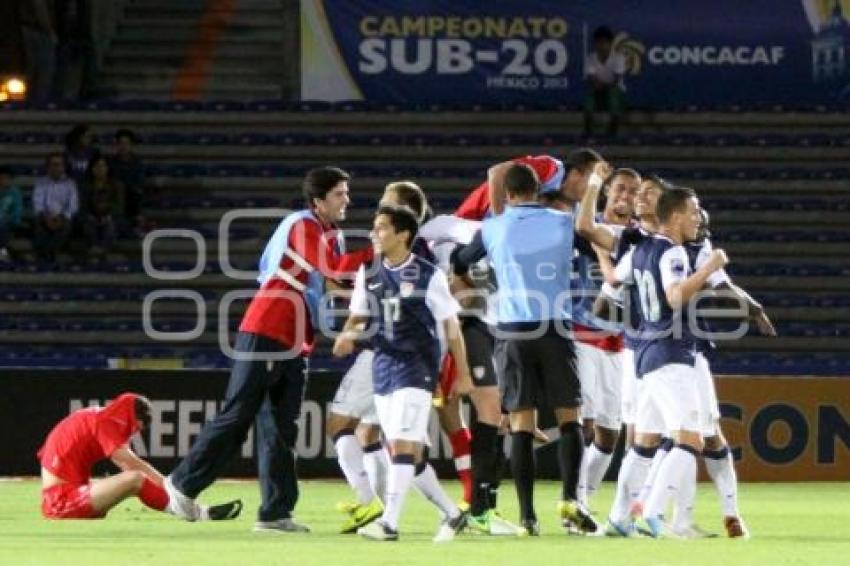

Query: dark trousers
(170, 332), (307, 521)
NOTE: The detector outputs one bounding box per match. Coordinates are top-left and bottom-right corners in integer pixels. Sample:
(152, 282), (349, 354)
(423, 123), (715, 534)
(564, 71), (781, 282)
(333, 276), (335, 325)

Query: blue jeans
(170, 332), (307, 521)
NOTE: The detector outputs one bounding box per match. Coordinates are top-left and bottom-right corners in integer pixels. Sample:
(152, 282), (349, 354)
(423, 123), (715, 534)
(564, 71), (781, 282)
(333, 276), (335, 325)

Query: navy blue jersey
(615, 226), (653, 350)
(411, 236), (436, 264)
(350, 254), (459, 395)
(685, 238), (731, 354)
(616, 235), (697, 377)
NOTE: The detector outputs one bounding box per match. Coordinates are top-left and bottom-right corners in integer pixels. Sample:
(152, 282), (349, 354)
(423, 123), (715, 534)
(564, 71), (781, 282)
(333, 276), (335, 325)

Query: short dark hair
(115, 128), (137, 143)
(303, 166), (351, 208)
(567, 147), (603, 174)
(135, 396), (153, 430)
(504, 163), (539, 197)
(385, 181), (428, 223)
(657, 186), (697, 223)
(643, 173), (673, 193)
(593, 26), (614, 43)
(376, 204), (419, 247)
(65, 124), (91, 149)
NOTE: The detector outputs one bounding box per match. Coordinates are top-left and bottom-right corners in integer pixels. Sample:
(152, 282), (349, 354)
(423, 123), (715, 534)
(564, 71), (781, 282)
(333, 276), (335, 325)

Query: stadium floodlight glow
(5, 78), (25, 95)
(1, 76), (27, 101)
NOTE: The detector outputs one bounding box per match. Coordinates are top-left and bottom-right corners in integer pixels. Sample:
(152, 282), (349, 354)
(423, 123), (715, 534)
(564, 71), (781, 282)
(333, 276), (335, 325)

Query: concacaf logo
(613, 33), (646, 75)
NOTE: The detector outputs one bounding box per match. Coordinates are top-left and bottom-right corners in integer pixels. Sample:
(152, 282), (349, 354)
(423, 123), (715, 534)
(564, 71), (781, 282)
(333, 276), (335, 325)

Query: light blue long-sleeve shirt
(33, 176), (79, 219)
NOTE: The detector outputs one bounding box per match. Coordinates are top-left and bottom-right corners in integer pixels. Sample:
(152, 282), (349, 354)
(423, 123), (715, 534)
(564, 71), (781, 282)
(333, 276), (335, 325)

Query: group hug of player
(36, 148), (775, 543)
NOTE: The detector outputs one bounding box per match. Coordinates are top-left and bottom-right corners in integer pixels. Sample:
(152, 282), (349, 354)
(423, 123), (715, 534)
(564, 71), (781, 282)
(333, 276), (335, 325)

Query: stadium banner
(716, 376), (850, 481)
(2, 371), (848, 480)
(0, 369), (462, 478)
(301, 0), (850, 106)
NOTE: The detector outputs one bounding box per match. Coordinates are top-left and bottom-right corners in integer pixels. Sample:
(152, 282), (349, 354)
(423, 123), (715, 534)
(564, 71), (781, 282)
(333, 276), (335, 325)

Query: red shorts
(41, 483), (103, 519)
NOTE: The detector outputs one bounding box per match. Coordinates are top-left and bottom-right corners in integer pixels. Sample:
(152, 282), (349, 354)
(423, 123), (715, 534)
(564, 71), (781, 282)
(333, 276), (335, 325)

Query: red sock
(139, 478), (169, 511)
(450, 428), (473, 504)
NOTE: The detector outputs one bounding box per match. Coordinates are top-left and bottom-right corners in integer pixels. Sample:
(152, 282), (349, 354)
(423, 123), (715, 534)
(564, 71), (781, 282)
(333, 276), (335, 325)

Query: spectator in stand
(108, 129), (146, 236)
(583, 26), (627, 138)
(0, 166), (24, 262)
(80, 153), (123, 257)
(64, 124), (96, 186)
(18, 0), (58, 104)
(53, 0), (96, 100)
(33, 152), (78, 263)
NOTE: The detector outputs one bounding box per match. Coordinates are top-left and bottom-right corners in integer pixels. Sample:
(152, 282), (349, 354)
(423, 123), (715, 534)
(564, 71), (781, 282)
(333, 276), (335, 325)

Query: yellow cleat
(339, 498), (384, 534)
(557, 500), (600, 535)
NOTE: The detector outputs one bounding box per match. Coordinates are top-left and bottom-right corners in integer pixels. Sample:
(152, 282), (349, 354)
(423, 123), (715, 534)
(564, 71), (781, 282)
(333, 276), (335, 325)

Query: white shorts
(620, 348), (639, 426)
(635, 363), (705, 435)
(330, 349), (378, 425)
(695, 353), (721, 436)
(576, 341), (623, 430)
(373, 387), (433, 443)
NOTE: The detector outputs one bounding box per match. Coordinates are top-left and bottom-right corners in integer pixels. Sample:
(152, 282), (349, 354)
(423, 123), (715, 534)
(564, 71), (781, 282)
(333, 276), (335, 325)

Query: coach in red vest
(166, 167), (373, 533)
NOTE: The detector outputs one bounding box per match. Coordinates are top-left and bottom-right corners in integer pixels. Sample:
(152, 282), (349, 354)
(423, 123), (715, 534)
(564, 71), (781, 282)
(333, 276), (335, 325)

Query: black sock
(510, 431), (536, 522)
(490, 432), (506, 509)
(558, 421), (584, 501)
(470, 421), (499, 515)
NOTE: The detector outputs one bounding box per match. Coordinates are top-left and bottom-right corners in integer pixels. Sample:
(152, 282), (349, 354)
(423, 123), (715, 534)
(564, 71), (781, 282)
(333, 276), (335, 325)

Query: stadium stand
(0, 103), (848, 373)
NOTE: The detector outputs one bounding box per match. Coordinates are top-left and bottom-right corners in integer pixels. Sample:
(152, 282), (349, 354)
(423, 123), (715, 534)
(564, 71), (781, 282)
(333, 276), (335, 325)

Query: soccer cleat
(558, 500), (600, 534)
(433, 512), (468, 543)
(518, 518), (541, 537)
(338, 498), (384, 534)
(724, 516), (750, 539)
(253, 518), (311, 533)
(358, 520), (399, 541)
(605, 518), (637, 537)
(457, 499), (471, 514)
(468, 509), (523, 536)
(561, 518), (582, 536)
(671, 523), (719, 540)
(642, 516), (677, 539)
(164, 475), (200, 522)
(202, 499), (243, 521)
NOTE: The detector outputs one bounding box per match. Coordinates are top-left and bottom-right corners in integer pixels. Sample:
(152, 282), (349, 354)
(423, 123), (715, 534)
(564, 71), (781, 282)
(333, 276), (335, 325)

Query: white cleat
(358, 520), (398, 541)
(433, 513), (467, 543)
(164, 475), (200, 521)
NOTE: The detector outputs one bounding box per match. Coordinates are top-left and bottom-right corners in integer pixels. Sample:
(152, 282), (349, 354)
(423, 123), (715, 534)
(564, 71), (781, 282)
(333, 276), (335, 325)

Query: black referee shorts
(462, 316), (498, 388)
(495, 332), (580, 412)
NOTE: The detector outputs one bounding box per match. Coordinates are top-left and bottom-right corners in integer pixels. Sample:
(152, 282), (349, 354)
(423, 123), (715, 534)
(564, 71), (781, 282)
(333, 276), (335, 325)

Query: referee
(452, 163), (602, 536)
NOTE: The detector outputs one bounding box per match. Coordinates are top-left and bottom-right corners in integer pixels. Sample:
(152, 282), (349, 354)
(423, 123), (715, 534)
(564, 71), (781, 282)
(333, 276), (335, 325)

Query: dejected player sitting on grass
(38, 392), (241, 521)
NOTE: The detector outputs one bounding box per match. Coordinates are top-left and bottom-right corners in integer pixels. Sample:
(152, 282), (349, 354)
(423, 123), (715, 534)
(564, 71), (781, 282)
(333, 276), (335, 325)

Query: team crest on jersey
(399, 281), (415, 297)
(670, 258), (685, 274)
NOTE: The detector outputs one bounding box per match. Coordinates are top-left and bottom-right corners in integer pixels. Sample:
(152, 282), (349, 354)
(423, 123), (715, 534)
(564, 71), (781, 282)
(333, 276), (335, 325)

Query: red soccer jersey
(455, 155), (563, 220)
(37, 393), (140, 485)
(239, 215), (373, 355)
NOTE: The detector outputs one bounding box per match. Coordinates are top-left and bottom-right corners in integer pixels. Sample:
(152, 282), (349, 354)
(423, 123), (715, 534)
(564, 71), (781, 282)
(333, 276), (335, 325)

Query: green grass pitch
(1, 479), (847, 565)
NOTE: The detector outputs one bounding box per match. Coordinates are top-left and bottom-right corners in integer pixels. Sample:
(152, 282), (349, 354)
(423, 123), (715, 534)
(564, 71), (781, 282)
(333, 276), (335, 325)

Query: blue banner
(301, 0), (850, 106)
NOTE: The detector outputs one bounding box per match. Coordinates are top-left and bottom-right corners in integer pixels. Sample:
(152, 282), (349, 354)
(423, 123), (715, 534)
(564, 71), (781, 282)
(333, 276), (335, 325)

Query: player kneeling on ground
(333, 205), (474, 542)
(38, 392), (241, 521)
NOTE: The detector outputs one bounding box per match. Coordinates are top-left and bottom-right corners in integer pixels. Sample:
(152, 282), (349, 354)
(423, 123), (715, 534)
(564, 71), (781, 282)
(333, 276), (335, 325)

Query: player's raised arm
(575, 161), (617, 251)
(486, 160), (515, 216)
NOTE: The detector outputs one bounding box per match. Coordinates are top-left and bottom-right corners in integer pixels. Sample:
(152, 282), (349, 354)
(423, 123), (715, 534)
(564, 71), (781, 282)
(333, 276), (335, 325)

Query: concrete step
(127, 0), (282, 11)
(121, 14), (283, 28)
(102, 59), (284, 74)
(98, 79), (282, 98)
(117, 27), (282, 42)
(109, 43), (282, 58)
